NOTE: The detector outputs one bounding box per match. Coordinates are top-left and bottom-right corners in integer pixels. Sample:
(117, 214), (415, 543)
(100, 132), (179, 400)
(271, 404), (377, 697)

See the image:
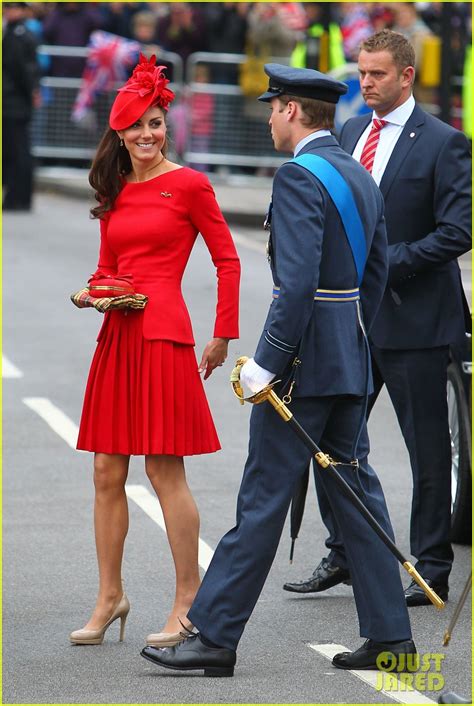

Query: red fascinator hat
(109, 54), (175, 130)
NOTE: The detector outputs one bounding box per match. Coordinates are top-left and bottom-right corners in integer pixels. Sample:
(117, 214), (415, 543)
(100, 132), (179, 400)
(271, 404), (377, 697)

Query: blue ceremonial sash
(291, 154), (367, 286)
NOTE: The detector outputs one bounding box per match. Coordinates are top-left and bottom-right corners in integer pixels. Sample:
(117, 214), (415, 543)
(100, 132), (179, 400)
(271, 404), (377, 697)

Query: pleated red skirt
(77, 309), (221, 456)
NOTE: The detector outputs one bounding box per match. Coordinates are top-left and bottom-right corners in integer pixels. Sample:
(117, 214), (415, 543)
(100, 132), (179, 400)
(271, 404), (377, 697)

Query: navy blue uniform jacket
(254, 135), (388, 397)
(340, 105), (472, 349)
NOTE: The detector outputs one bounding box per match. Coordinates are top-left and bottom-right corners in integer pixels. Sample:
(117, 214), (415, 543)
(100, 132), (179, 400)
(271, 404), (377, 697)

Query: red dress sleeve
(188, 173), (241, 340)
(92, 213), (118, 277)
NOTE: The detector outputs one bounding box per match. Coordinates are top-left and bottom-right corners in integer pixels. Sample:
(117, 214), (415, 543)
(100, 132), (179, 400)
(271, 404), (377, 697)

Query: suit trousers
(2, 118), (33, 210)
(188, 395), (411, 651)
(317, 345), (454, 584)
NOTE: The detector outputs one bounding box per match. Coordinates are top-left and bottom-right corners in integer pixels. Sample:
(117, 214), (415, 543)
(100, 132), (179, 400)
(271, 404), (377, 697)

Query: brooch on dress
(161, 191), (172, 198)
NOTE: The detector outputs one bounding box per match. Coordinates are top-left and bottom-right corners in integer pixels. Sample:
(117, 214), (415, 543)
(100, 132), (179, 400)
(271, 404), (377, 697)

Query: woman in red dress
(70, 55), (240, 647)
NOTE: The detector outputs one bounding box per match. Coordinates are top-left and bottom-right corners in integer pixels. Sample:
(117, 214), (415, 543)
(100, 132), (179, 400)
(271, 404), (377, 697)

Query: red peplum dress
(77, 167), (240, 456)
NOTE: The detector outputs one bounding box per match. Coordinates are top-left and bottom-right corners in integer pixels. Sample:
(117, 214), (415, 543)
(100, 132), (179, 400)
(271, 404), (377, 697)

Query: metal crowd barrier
(31, 47), (291, 168)
(31, 45), (183, 161)
(170, 53), (465, 170)
(31, 47), (465, 169)
(183, 52), (291, 169)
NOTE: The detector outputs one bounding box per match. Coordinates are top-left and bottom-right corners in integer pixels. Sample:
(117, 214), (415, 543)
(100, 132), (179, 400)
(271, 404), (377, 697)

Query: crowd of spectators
(20, 2), (471, 80)
(7, 1), (470, 174)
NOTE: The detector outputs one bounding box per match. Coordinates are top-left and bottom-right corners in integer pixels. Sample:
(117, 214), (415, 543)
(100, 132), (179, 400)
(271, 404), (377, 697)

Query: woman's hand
(198, 338), (229, 380)
(70, 290), (148, 312)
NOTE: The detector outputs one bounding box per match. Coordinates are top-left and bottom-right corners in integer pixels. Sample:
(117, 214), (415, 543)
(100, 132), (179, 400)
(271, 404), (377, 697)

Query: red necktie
(360, 119), (387, 173)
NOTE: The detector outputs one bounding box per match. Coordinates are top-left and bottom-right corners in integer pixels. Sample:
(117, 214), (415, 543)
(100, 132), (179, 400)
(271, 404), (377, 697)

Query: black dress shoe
(332, 638), (418, 670)
(438, 691), (472, 704)
(140, 633), (236, 677)
(404, 579), (449, 607)
(283, 557), (351, 593)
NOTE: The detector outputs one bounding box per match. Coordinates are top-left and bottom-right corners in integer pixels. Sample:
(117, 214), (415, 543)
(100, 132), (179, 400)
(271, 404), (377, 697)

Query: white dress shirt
(294, 129), (332, 157)
(352, 95), (416, 185)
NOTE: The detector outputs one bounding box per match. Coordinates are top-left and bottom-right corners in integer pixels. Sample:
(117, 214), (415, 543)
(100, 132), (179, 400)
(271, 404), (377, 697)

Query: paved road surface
(3, 194), (471, 704)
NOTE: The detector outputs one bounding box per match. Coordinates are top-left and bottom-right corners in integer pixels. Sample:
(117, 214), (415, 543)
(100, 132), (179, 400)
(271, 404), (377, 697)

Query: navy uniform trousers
(316, 344), (453, 584)
(188, 394), (412, 651)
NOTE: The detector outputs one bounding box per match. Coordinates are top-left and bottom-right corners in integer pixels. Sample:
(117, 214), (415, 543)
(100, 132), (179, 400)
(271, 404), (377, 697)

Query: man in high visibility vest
(291, 3), (345, 73)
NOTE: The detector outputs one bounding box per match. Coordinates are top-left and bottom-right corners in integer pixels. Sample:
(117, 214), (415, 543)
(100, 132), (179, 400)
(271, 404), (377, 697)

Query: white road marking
(22, 397), (83, 451)
(19, 399), (215, 566)
(309, 643), (437, 705)
(125, 484), (214, 571)
(232, 231), (266, 255)
(3, 355), (23, 378)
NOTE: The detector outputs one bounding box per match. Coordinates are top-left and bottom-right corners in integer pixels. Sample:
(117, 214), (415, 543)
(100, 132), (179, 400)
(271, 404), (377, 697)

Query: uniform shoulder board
(14, 24), (26, 36)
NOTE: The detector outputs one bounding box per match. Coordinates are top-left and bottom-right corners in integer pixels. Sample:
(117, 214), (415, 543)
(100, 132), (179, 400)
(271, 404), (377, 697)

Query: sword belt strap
(272, 285), (360, 302)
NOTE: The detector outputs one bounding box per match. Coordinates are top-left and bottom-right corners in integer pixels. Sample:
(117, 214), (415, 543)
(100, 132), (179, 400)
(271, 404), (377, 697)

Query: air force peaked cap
(258, 63), (348, 104)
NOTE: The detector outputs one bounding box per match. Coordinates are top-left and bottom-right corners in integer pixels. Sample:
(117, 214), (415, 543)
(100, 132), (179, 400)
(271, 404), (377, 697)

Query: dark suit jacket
(254, 135), (388, 397)
(340, 104), (472, 349)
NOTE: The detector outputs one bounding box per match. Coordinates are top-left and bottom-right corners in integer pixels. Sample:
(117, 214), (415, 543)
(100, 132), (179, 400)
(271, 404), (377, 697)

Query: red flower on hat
(117, 53), (175, 110)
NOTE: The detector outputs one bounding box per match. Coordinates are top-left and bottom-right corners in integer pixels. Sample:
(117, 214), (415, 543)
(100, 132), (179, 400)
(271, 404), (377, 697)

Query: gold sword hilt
(230, 356), (249, 405)
(231, 356), (288, 413)
(403, 561), (445, 610)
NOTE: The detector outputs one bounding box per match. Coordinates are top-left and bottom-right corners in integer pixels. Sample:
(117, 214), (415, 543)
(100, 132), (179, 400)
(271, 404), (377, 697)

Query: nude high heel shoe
(70, 593), (130, 645)
(146, 619), (194, 647)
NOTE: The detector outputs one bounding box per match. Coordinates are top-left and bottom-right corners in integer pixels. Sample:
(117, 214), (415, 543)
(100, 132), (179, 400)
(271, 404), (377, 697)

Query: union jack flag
(278, 3), (308, 31)
(72, 30), (141, 123)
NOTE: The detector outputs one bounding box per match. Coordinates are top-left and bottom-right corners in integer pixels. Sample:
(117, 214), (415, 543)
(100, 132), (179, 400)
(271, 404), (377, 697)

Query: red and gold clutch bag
(87, 272), (135, 299)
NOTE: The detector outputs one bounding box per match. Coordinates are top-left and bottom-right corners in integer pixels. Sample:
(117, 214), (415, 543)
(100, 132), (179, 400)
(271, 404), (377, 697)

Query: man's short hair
(278, 95), (335, 130)
(360, 29), (416, 72)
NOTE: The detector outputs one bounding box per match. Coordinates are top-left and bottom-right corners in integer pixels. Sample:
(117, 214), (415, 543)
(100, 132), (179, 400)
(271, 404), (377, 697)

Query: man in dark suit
(140, 63), (415, 676)
(284, 30), (471, 606)
(2, 2), (40, 211)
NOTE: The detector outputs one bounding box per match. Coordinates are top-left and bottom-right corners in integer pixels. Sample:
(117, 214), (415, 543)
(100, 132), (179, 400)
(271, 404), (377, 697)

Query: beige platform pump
(69, 593), (130, 645)
(146, 618), (194, 647)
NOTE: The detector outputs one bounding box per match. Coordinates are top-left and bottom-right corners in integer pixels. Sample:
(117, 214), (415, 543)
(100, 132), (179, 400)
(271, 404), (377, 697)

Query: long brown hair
(89, 111), (169, 220)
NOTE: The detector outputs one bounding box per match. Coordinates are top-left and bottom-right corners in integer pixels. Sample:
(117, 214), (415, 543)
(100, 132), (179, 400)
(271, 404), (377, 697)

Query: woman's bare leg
(145, 454), (201, 633)
(81, 453), (130, 630)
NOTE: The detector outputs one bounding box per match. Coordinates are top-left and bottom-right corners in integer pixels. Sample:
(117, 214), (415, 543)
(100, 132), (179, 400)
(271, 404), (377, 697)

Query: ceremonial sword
(231, 356), (445, 610)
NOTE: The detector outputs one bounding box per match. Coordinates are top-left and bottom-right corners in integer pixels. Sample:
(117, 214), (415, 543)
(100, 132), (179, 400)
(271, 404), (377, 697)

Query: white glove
(240, 357), (276, 393)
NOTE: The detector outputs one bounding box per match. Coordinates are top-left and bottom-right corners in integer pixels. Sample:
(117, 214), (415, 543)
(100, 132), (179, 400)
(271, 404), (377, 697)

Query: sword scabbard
(403, 561), (445, 610)
(267, 390), (293, 421)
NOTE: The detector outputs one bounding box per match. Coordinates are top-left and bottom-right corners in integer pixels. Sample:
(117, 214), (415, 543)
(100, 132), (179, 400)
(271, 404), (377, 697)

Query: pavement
(4, 193), (472, 704)
(35, 166), (272, 228)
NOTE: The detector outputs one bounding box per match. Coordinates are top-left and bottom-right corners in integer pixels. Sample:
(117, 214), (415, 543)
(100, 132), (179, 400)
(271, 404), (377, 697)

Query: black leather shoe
(140, 633), (236, 677)
(438, 691), (472, 704)
(283, 557), (351, 593)
(332, 638), (418, 670)
(404, 579), (449, 607)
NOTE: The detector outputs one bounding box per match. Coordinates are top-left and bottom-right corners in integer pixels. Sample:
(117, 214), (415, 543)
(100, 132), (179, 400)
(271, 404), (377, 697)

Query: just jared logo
(375, 652), (445, 692)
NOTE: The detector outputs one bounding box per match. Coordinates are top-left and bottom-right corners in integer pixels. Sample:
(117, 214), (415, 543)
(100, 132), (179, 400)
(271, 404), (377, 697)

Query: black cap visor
(258, 81), (346, 104)
(258, 85), (284, 102)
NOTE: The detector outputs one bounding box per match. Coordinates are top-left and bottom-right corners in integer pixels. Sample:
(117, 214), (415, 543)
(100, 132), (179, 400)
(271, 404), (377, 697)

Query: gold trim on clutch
(89, 286), (134, 293)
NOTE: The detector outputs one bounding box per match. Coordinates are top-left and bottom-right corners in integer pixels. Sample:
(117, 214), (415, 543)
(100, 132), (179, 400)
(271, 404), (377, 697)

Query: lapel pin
(161, 191), (172, 198)
(409, 132), (415, 138)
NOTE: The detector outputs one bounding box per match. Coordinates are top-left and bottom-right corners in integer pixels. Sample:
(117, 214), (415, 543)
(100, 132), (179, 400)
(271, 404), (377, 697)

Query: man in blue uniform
(140, 63), (415, 676)
(284, 30), (471, 607)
